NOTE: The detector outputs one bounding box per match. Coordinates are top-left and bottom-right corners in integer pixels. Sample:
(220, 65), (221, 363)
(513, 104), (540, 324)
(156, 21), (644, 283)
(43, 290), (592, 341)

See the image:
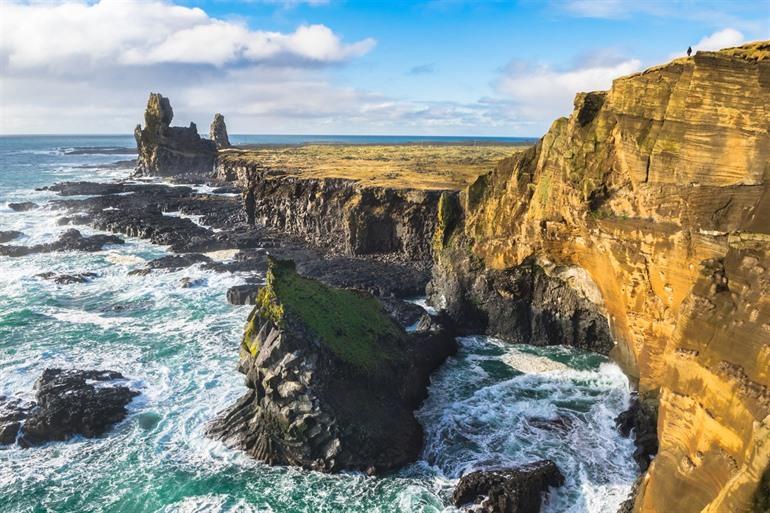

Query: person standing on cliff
(687, 46), (692, 56)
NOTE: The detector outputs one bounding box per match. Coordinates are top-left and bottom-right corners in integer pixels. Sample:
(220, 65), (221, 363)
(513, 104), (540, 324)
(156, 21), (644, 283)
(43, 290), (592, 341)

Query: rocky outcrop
(36, 271), (98, 284)
(0, 230), (22, 243)
(8, 201), (38, 211)
(209, 113), (230, 149)
(0, 369), (138, 447)
(208, 258), (456, 473)
(430, 42), (770, 513)
(452, 461), (565, 513)
(215, 160), (453, 262)
(0, 228), (123, 257)
(134, 93), (216, 176)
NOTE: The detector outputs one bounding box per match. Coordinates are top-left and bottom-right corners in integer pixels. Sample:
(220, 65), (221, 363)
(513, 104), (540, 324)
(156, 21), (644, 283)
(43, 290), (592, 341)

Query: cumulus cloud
(0, 0), (375, 69)
(693, 28), (744, 51)
(495, 54), (641, 122)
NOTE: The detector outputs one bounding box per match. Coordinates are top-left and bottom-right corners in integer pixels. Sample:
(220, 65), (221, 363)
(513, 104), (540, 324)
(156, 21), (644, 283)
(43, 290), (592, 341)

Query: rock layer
(430, 42), (770, 512)
(208, 258), (456, 473)
(216, 162), (455, 262)
(134, 93), (216, 176)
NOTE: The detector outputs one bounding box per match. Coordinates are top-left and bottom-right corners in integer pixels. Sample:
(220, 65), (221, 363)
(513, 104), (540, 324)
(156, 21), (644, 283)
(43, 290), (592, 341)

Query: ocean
(0, 136), (636, 513)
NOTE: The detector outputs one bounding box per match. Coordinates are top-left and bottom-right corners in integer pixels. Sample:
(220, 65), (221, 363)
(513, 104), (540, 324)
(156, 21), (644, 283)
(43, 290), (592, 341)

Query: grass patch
(250, 258), (405, 369)
(218, 143), (529, 191)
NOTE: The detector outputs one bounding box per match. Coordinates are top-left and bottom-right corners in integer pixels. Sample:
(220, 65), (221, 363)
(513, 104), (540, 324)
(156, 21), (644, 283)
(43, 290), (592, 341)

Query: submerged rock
(8, 201), (38, 212)
(208, 258), (457, 473)
(36, 271), (98, 284)
(209, 113), (231, 149)
(0, 230), (23, 243)
(452, 461), (565, 513)
(0, 369), (139, 447)
(0, 228), (123, 257)
(134, 93), (217, 176)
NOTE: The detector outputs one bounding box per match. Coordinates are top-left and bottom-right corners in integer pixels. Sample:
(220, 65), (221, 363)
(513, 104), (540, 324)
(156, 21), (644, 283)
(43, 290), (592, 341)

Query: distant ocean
(0, 135), (635, 513)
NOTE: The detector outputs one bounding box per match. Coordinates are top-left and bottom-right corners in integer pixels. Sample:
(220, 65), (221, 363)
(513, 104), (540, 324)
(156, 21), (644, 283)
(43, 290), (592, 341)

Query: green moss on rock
(244, 258), (406, 369)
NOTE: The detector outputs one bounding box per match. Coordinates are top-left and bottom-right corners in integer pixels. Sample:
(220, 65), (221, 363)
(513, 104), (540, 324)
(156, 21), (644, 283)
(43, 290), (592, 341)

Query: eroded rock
(134, 93), (217, 176)
(208, 258), (456, 473)
(452, 461), (565, 513)
(0, 229), (123, 257)
(209, 113), (230, 149)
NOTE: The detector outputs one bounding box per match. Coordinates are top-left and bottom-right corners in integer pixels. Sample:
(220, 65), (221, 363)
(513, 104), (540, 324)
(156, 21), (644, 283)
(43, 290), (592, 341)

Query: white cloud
(693, 28), (744, 51)
(495, 56), (641, 122)
(0, 0), (374, 69)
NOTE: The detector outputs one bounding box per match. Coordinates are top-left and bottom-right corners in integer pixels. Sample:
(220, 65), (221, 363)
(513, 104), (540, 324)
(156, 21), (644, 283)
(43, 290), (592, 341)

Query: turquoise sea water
(0, 136), (636, 513)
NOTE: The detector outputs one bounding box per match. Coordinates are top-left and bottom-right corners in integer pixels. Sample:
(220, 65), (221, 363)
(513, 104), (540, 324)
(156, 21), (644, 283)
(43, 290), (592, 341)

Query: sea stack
(209, 113), (231, 149)
(133, 93), (217, 176)
(208, 258), (457, 474)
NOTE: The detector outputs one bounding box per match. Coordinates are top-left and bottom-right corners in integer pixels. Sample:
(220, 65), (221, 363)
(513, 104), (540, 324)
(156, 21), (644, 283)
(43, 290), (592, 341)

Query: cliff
(134, 93), (217, 176)
(215, 144), (524, 262)
(208, 258), (456, 473)
(430, 41), (770, 512)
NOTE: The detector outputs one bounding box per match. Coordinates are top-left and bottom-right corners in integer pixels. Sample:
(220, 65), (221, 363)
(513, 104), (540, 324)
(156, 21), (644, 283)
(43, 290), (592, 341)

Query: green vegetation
(246, 258), (405, 369)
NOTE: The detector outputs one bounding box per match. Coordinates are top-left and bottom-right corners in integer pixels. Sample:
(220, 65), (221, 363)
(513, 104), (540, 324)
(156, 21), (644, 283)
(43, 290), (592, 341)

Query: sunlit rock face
(134, 93), (217, 176)
(430, 41), (770, 513)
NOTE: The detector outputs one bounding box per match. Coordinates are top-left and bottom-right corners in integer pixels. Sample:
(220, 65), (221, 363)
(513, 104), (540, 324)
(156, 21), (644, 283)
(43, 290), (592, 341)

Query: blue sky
(1, 0), (768, 135)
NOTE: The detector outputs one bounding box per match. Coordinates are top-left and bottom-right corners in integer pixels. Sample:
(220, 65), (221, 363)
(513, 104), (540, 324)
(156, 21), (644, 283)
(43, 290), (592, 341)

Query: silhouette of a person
(687, 46), (692, 57)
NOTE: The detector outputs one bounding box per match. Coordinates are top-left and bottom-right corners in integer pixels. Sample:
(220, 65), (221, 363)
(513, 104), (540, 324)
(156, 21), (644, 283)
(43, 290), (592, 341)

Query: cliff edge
(430, 41), (770, 512)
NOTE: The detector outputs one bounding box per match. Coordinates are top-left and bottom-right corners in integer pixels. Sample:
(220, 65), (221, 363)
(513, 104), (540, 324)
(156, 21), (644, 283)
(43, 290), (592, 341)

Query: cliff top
(245, 258), (406, 369)
(218, 143), (529, 190)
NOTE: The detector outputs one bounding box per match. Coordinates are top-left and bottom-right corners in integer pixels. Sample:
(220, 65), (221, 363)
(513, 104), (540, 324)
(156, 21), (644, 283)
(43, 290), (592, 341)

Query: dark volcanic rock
(0, 369), (139, 447)
(453, 461), (565, 513)
(180, 277), (206, 288)
(227, 284), (259, 305)
(209, 113), (230, 149)
(8, 201), (38, 212)
(134, 93), (217, 176)
(615, 393), (659, 471)
(429, 251), (614, 354)
(378, 297), (426, 328)
(36, 271), (98, 284)
(0, 230), (23, 243)
(208, 258), (457, 474)
(0, 229), (123, 257)
(147, 253), (212, 269)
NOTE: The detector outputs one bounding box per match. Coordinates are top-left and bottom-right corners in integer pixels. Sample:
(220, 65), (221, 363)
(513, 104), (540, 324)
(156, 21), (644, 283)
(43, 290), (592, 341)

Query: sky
(0, 0), (768, 136)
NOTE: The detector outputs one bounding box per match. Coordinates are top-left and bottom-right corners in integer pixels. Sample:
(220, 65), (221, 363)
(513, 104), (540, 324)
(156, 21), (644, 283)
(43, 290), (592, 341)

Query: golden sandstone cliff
(430, 42), (770, 512)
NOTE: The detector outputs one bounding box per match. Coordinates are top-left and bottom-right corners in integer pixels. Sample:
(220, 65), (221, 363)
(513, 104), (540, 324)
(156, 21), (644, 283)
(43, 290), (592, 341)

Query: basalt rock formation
(452, 461), (565, 513)
(209, 113), (231, 149)
(216, 161), (455, 262)
(430, 42), (770, 512)
(0, 369), (138, 447)
(208, 258), (457, 474)
(134, 93), (216, 176)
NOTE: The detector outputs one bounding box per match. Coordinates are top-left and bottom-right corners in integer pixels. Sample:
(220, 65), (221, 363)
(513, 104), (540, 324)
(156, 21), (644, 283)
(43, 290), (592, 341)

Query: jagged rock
(36, 271), (98, 284)
(209, 113), (230, 149)
(0, 369), (139, 447)
(147, 253), (212, 270)
(179, 277), (206, 288)
(0, 230), (23, 243)
(0, 228), (123, 257)
(430, 42), (770, 513)
(208, 258), (457, 473)
(134, 93), (217, 176)
(377, 297), (425, 328)
(8, 202), (38, 211)
(452, 461), (565, 513)
(615, 393), (659, 471)
(227, 284), (259, 305)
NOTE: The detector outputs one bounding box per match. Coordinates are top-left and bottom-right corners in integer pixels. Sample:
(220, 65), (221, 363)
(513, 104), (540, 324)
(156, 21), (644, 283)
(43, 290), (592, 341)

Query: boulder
(0, 230), (23, 243)
(36, 271), (98, 284)
(209, 113), (231, 149)
(134, 93), (217, 176)
(208, 258), (457, 473)
(452, 461), (565, 513)
(0, 369), (139, 447)
(8, 202), (38, 211)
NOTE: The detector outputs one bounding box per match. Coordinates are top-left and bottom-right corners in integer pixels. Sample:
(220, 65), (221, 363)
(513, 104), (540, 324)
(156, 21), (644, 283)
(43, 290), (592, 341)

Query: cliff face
(430, 42), (770, 512)
(134, 93), (217, 176)
(216, 160), (451, 262)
